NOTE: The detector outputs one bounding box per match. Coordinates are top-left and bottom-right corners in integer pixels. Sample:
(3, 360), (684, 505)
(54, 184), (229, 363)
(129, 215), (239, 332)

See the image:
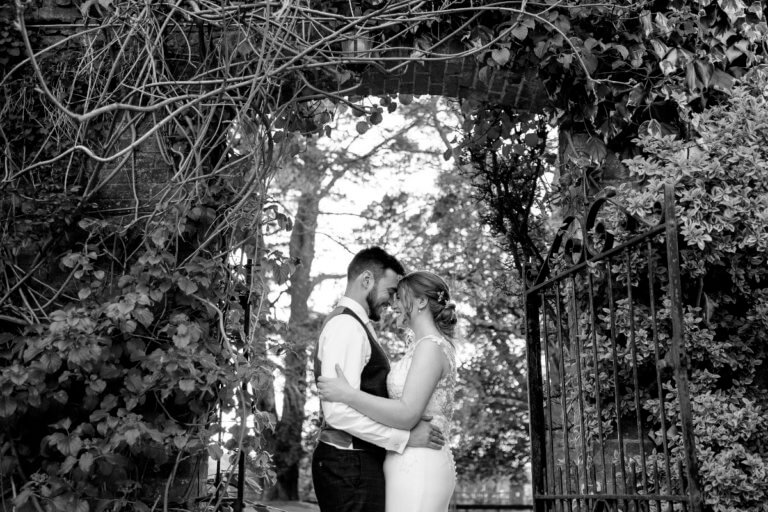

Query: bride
(317, 270), (458, 512)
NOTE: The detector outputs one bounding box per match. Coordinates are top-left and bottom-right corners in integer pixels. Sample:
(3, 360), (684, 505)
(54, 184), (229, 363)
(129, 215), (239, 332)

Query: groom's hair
(347, 246), (405, 281)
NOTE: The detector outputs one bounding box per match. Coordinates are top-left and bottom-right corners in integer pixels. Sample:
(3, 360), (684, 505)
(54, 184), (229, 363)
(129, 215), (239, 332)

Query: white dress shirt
(317, 296), (409, 453)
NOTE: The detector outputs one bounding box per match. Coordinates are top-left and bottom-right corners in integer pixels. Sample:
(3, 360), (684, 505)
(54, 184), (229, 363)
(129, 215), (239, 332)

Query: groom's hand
(406, 416), (445, 450)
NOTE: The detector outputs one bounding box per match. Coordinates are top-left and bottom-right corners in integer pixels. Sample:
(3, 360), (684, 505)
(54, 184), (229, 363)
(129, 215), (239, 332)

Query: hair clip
(436, 290), (447, 305)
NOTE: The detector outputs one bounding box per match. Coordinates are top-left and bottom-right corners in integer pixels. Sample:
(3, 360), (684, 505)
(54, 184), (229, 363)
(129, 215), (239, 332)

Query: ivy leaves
(619, 69), (768, 509)
(461, 0), (767, 148)
(0, 192), (283, 509)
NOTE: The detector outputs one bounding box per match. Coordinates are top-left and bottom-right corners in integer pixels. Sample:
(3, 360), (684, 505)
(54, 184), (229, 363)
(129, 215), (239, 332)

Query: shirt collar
(337, 296), (371, 324)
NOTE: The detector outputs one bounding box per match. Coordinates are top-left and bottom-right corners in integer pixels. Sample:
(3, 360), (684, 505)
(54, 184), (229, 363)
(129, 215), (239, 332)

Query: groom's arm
(323, 339), (448, 430)
(318, 316), (410, 453)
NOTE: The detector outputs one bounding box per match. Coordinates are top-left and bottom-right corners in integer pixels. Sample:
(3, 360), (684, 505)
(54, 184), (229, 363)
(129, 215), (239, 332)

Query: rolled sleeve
(318, 315), (410, 453)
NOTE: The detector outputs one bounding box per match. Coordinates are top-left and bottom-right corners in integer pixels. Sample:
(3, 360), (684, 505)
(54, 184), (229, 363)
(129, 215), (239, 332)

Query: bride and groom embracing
(311, 247), (458, 512)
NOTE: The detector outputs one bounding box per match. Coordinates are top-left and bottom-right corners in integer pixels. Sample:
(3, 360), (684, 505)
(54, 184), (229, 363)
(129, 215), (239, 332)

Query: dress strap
(412, 333), (448, 348)
(413, 334), (456, 373)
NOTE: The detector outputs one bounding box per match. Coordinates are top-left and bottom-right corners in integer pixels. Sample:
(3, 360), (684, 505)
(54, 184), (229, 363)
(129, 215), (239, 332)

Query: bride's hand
(317, 364), (353, 403)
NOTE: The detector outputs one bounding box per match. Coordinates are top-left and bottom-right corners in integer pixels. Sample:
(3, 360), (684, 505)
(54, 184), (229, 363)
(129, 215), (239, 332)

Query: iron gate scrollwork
(524, 184), (702, 512)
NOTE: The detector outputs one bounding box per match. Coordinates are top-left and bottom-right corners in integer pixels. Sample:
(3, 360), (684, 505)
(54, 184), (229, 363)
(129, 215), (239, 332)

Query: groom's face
(366, 269), (400, 322)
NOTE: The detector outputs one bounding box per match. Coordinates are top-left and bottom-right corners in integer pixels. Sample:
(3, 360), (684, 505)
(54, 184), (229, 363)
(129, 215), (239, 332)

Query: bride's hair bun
(434, 302), (458, 335)
(397, 271), (458, 339)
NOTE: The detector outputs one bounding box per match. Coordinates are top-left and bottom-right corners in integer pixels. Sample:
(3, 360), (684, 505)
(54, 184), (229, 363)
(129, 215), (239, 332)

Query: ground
(259, 501), (320, 512)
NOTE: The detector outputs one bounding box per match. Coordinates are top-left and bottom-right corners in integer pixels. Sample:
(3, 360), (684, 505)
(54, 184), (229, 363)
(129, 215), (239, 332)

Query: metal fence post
(663, 183), (703, 512)
(524, 279), (547, 512)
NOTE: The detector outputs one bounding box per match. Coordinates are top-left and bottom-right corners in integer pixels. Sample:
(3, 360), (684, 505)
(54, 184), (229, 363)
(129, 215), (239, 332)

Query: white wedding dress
(384, 334), (457, 512)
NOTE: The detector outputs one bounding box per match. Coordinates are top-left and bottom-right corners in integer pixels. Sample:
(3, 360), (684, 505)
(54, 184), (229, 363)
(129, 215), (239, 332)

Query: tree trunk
(269, 190), (321, 500)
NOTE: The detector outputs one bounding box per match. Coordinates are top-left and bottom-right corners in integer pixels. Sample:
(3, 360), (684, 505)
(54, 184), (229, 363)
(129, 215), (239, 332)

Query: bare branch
(310, 273), (347, 288)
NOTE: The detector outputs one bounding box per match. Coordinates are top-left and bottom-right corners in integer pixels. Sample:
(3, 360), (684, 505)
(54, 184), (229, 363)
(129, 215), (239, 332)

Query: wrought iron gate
(524, 184), (702, 512)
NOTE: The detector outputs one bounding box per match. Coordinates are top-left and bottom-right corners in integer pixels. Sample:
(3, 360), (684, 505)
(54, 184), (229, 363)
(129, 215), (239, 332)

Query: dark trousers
(311, 441), (386, 512)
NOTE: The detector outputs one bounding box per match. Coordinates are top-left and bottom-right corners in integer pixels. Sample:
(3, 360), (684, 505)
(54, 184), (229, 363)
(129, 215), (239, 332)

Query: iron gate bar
(525, 280), (546, 512)
(624, 249), (649, 497)
(541, 296), (556, 499)
(604, 260), (627, 497)
(584, 262), (607, 491)
(568, 274), (590, 488)
(525, 224), (665, 294)
(539, 492), (699, 501)
(663, 185), (703, 512)
(524, 183), (703, 512)
(645, 238), (674, 493)
(554, 283), (572, 511)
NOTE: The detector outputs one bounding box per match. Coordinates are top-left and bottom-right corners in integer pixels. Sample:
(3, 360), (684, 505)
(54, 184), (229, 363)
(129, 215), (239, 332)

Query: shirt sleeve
(318, 315), (410, 453)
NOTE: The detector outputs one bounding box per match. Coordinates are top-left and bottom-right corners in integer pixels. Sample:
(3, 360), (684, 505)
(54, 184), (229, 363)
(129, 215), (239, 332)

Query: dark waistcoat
(313, 307), (390, 454)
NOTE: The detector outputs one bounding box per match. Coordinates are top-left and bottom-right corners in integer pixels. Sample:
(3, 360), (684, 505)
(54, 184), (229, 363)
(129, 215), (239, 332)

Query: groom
(311, 247), (445, 512)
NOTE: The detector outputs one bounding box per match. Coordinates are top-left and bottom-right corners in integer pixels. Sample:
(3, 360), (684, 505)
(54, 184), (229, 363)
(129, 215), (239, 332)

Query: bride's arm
(318, 340), (447, 430)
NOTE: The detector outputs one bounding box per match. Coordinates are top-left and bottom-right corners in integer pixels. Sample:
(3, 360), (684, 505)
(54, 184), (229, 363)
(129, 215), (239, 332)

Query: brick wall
(93, 118), (176, 214)
(353, 46), (547, 109)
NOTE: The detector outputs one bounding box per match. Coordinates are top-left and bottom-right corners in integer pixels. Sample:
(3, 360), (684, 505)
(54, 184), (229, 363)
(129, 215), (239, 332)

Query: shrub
(621, 67), (768, 512)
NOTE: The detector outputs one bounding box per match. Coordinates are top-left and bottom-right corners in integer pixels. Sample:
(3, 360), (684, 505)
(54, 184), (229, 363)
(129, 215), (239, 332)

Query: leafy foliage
(0, 8), (290, 506)
(457, 110), (554, 277)
(617, 67), (768, 511)
(449, 0), (767, 151)
(0, 178), (289, 509)
(0, 0), (350, 501)
(446, 114), (557, 482)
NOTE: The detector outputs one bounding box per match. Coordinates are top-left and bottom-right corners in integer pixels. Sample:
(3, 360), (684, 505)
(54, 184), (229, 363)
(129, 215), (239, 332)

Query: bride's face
(392, 288), (422, 329)
(392, 292), (411, 329)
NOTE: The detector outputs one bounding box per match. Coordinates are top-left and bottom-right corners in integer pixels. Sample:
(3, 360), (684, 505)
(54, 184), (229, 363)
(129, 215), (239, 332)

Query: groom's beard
(366, 289), (382, 322)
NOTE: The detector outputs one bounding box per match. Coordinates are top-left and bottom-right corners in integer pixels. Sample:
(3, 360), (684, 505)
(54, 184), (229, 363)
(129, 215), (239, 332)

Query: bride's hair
(397, 271), (458, 340)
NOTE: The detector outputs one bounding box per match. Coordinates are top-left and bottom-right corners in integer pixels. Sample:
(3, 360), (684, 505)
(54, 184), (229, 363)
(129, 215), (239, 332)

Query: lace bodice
(387, 333), (457, 435)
